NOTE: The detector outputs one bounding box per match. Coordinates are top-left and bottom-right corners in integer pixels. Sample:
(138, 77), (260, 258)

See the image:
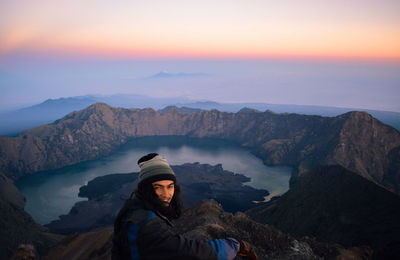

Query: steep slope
(0, 172), (63, 258)
(246, 165), (400, 259)
(1, 103), (399, 193)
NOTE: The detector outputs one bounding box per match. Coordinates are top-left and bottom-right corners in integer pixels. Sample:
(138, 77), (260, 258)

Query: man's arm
(134, 217), (239, 260)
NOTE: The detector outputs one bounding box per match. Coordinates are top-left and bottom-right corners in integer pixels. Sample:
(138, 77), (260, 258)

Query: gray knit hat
(138, 154), (176, 185)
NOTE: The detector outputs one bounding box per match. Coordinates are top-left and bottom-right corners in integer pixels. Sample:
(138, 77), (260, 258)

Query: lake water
(16, 136), (292, 225)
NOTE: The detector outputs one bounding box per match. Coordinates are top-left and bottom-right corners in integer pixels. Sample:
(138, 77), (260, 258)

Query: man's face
(152, 180), (175, 207)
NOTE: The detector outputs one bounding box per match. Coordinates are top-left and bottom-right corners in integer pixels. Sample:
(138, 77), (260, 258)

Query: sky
(0, 0), (399, 111)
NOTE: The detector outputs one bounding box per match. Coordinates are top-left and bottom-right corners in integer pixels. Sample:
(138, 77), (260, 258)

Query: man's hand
(237, 240), (258, 260)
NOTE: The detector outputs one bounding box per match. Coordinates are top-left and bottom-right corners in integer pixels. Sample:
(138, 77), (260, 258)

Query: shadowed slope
(0, 172), (63, 258)
(247, 165), (400, 259)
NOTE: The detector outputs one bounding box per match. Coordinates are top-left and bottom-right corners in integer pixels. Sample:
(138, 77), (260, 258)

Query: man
(112, 153), (257, 260)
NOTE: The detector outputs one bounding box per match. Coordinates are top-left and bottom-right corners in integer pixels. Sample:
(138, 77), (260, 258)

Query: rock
(43, 228), (113, 260)
(43, 200), (368, 260)
(10, 244), (36, 260)
(0, 172), (24, 210)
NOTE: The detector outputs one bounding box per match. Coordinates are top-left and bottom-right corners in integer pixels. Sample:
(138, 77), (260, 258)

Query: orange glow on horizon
(1, 22), (399, 61)
(3, 41), (399, 62)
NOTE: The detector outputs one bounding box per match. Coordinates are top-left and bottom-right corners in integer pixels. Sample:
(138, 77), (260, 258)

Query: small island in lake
(46, 163), (269, 234)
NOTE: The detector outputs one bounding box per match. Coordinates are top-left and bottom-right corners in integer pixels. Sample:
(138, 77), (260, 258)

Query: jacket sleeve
(132, 216), (234, 260)
(207, 238), (240, 260)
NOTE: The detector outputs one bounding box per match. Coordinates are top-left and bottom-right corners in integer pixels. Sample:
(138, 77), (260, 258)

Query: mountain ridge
(1, 103), (399, 194)
(1, 103), (400, 197)
(1, 95), (399, 136)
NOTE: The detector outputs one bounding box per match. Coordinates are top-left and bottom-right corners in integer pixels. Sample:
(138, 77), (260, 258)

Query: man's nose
(160, 188), (169, 197)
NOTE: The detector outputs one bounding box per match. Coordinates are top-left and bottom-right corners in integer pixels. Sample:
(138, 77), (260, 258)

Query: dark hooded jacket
(112, 195), (239, 260)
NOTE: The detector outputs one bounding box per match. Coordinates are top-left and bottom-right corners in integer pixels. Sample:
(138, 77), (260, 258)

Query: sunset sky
(0, 0), (399, 112)
(1, 0), (399, 59)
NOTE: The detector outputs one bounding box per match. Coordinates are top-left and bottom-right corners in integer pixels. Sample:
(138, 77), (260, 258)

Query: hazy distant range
(0, 94), (399, 136)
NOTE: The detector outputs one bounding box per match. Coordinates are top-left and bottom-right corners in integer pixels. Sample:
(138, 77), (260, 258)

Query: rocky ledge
(44, 200), (371, 260)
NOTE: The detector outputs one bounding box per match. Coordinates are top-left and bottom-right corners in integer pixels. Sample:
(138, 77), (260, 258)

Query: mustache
(157, 197), (171, 206)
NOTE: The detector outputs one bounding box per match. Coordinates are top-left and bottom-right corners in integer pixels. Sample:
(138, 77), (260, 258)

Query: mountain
(1, 103), (399, 194)
(43, 200), (370, 260)
(0, 96), (100, 136)
(158, 105), (201, 115)
(0, 95), (193, 136)
(246, 165), (400, 259)
(1, 95), (399, 136)
(177, 102), (400, 131)
(45, 163), (268, 234)
(2, 103), (399, 259)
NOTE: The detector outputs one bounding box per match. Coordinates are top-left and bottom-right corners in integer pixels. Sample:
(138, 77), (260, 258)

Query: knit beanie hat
(138, 153), (176, 186)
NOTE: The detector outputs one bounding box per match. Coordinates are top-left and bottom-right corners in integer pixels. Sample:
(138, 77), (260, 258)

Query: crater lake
(16, 136), (292, 224)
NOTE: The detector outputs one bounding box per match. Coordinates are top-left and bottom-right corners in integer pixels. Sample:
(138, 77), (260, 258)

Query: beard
(155, 200), (180, 220)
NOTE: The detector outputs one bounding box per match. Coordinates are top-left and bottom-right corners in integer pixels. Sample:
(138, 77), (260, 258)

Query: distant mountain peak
(89, 102), (112, 109)
(148, 71), (209, 79)
(238, 107), (260, 113)
(158, 106), (201, 115)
